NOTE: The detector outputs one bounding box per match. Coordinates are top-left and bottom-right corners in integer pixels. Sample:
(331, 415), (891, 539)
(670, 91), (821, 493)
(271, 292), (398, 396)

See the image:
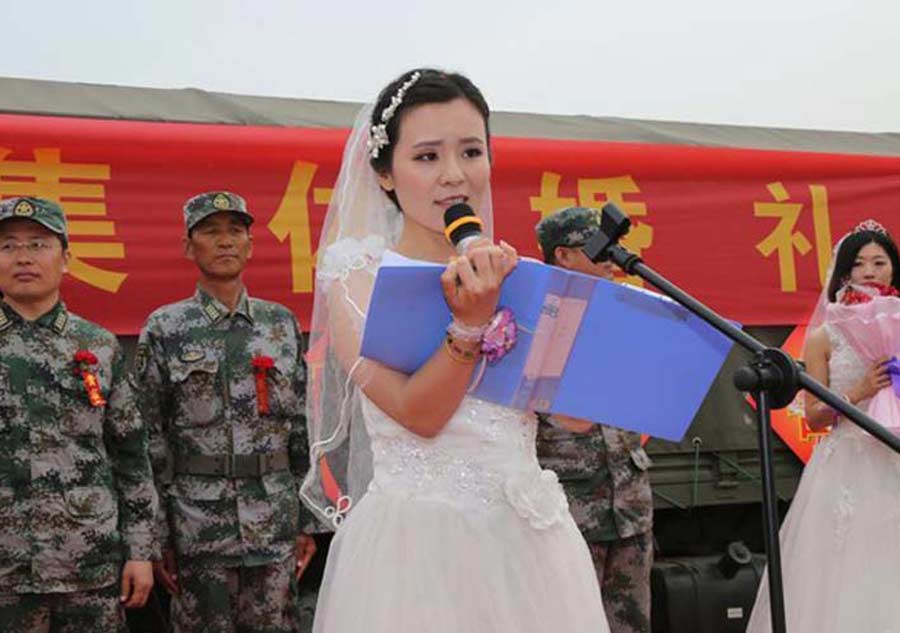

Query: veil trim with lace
(300, 101), (495, 528)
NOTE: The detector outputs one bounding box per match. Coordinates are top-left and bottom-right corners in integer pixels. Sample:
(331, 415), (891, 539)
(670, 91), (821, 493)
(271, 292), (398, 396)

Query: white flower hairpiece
(852, 218), (889, 235)
(367, 71), (422, 159)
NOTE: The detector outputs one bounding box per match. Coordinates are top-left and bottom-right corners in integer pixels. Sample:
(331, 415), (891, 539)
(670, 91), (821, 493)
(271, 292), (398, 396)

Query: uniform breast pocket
(60, 373), (106, 437)
(266, 360), (300, 418)
(536, 428), (600, 482)
(169, 357), (222, 427)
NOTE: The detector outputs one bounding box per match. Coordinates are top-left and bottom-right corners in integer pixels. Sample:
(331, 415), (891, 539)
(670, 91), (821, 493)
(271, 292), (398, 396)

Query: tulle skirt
(312, 490), (609, 633)
(746, 425), (900, 633)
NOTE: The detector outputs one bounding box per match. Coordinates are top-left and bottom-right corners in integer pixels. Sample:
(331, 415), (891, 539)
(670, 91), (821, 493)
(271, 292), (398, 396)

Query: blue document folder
(359, 251), (734, 441)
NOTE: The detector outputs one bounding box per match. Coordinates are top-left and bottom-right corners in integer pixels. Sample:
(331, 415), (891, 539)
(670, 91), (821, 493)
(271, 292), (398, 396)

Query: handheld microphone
(443, 203), (484, 254)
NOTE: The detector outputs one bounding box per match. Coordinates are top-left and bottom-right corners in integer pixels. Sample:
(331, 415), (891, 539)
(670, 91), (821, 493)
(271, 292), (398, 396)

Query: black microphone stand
(582, 203), (900, 633)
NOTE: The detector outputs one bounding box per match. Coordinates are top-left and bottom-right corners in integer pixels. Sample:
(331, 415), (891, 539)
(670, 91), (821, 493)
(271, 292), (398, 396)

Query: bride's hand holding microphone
(439, 203), (517, 330)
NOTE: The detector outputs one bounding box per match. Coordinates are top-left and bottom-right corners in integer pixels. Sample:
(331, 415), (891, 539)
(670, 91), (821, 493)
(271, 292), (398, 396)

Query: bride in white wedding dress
(299, 68), (609, 633)
(746, 221), (900, 633)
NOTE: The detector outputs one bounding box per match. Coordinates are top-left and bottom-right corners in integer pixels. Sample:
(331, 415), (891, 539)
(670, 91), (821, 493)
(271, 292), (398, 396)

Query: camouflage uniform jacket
(0, 301), (159, 594)
(537, 416), (653, 542)
(136, 287), (315, 568)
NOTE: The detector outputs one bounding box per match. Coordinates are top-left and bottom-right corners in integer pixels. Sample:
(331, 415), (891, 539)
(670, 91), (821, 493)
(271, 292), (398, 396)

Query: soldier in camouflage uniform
(134, 191), (318, 633)
(0, 197), (159, 633)
(535, 206), (654, 633)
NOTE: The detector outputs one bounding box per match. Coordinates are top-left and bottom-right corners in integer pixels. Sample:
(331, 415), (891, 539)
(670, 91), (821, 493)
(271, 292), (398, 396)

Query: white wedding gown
(312, 394), (610, 633)
(746, 324), (900, 632)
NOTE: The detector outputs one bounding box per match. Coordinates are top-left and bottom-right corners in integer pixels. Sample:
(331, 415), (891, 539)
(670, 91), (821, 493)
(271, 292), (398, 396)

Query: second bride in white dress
(746, 222), (900, 632)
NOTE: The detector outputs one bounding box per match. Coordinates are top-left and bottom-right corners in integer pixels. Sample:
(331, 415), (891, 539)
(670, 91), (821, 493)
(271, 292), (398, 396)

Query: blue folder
(359, 251), (734, 441)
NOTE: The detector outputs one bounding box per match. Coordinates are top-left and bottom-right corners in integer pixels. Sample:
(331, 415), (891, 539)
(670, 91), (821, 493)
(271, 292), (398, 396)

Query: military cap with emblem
(535, 206), (603, 264)
(183, 191), (254, 233)
(0, 196), (69, 245)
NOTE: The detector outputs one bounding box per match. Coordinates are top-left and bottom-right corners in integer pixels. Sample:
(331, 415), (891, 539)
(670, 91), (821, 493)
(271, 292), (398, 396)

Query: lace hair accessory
(366, 71), (421, 159)
(853, 219), (889, 236)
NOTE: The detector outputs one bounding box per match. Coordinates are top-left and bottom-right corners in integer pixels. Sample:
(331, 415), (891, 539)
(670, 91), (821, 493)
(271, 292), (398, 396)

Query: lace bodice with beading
(821, 323), (872, 444)
(826, 324), (867, 404)
(361, 394), (570, 528)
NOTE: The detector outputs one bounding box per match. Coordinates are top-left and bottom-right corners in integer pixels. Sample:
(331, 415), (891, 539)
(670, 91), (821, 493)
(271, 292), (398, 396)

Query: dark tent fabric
(1, 76), (898, 156)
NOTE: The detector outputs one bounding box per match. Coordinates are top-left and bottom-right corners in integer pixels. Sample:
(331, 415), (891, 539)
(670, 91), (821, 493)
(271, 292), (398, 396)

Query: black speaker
(651, 542), (766, 633)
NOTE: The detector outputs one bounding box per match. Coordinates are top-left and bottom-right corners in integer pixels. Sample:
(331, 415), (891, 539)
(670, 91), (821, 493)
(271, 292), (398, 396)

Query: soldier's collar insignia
(180, 349), (205, 363)
(630, 447), (652, 471)
(52, 309), (68, 334)
(234, 292), (254, 323)
(0, 308), (10, 332)
(203, 302), (222, 323)
(13, 199), (35, 217)
(212, 193), (231, 210)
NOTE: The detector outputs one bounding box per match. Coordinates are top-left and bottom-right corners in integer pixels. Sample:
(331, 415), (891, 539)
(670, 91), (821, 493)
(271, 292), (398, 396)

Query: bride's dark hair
(368, 68), (490, 207)
(827, 228), (900, 302)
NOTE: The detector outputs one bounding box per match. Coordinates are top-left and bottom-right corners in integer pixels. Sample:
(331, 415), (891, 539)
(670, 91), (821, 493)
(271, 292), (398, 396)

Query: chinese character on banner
(754, 181), (833, 292)
(797, 414), (829, 445)
(268, 161), (332, 293)
(0, 147), (127, 293)
(530, 171), (653, 286)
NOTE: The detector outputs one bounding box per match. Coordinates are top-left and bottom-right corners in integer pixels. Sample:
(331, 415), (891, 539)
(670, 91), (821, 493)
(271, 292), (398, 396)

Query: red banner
(2, 113), (900, 334)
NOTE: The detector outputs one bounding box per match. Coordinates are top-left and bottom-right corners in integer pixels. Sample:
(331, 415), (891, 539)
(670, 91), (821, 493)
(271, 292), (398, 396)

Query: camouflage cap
(535, 206), (602, 263)
(183, 191), (254, 233)
(0, 197), (69, 244)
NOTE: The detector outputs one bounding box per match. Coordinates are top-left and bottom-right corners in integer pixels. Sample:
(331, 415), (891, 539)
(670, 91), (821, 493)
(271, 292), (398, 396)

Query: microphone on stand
(443, 203), (484, 254)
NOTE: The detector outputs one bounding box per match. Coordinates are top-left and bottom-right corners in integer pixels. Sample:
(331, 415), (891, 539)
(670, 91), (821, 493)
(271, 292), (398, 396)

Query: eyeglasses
(0, 240), (57, 256)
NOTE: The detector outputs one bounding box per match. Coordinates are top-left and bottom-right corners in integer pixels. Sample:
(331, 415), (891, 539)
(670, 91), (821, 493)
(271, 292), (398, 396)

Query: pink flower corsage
(481, 307), (517, 364)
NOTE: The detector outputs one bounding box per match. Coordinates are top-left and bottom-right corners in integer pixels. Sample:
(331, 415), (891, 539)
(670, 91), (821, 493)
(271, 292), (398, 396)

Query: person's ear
(183, 234), (195, 261)
(554, 246), (574, 267)
(377, 171), (395, 192)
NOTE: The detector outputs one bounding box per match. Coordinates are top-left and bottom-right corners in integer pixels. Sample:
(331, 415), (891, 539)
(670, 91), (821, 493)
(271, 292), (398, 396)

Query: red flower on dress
(252, 355), (275, 415)
(73, 350), (106, 407)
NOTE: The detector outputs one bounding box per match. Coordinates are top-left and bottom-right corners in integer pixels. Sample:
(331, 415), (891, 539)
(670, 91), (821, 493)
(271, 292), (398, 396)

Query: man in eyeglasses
(0, 197), (159, 632)
(534, 206), (654, 633)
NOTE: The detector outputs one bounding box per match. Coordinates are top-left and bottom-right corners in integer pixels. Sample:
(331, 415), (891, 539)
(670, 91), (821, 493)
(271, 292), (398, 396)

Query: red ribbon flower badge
(252, 355), (275, 416)
(73, 350), (106, 407)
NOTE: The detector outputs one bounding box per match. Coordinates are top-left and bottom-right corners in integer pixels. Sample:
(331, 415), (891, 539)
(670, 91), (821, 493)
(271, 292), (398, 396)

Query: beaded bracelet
(447, 318), (488, 343)
(444, 336), (480, 364)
